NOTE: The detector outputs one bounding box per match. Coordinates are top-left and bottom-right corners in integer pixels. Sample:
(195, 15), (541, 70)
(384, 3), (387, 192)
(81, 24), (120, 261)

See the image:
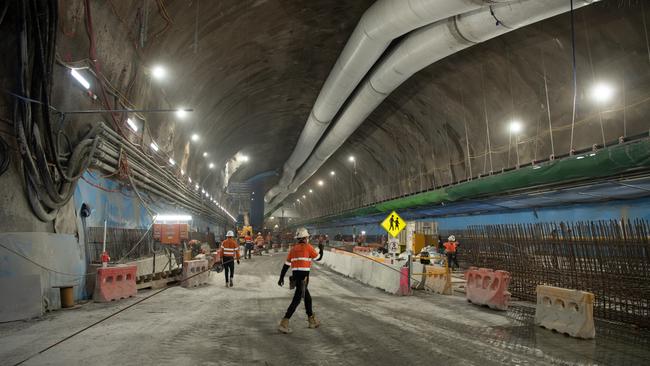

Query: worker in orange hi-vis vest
(277, 227), (324, 334)
(255, 232), (265, 252)
(443, 235), (459, 270)
(219, 231), (240, 287)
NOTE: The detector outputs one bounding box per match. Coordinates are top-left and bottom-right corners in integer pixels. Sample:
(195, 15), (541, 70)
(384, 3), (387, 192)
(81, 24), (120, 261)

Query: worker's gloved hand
(278, 278), (284, 287)
(237, 260), (240, 264)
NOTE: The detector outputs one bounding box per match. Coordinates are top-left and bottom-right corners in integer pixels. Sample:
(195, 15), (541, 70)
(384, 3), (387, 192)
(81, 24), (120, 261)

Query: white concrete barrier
(534, 285), (595, 339)
(320, 250), (402, 294)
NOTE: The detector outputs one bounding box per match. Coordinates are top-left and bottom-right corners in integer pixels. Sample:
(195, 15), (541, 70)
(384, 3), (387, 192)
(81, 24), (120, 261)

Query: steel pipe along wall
(265, 0), (514, 203)
(268, 0), (599, 212)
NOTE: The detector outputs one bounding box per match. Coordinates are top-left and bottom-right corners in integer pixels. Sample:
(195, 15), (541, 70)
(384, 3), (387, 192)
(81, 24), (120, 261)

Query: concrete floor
(1, 254), (649, 366)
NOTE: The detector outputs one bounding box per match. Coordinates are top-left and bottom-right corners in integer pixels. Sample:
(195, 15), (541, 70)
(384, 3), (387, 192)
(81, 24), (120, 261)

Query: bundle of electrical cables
(13, 0), (100, 221)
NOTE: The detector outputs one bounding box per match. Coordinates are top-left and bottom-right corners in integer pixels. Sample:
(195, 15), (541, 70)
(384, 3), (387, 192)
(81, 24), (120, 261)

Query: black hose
(0, 135), (9, 176)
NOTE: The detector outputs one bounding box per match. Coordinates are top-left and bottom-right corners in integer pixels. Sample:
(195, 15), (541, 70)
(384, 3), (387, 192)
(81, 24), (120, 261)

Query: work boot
(278, 318), (292, 334)
(229, 279), (234, 287)
(308, 314), (320, 329)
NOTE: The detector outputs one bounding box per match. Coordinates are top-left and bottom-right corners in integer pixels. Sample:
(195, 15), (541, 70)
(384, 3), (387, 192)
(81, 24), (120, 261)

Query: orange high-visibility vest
(285, 243), (319, 271)
(220, 238), (240, 259)
(443, 242), (457, 253)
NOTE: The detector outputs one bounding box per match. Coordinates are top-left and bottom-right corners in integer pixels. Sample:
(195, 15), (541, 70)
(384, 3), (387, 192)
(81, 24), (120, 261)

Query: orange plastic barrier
(181, 259), (209, 288)
(464, 267), (511, 310)
(93, 266), (137, 302)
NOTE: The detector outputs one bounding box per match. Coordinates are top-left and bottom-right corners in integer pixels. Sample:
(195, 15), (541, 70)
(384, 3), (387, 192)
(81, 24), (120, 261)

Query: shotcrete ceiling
(144, 1), (650, 213)
(151, 0), (373, 186)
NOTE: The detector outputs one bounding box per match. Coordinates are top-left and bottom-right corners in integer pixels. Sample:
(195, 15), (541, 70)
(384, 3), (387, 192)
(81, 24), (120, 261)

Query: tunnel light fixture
(509, 120), (523, 134)
(302, 195), (306, 199)
(151, 65), (167, 80)
(591, 82), (614, 104)
(576, 156), (585, 160)
(201, 188), (206, 194)
(239, 154), (249, 162)
(191, 133), (200, 142)
(180, 169), (185, 176)
(309, 189), (313, 193)
(317, 180), (324, 186)
(168, 158), (176, 166)
(150, 142), (159, 152)
(330, 171), (335, 176)
(195, 184), (199, 190)
(361, 231), (366, 235)
(126, 118), (139, 132)
(251, 198), (254, 201)
(209, 162), (215, 169)
(70, 69), (90, 89)
(156, 214), (192, 222)
(296, 199), (300, 202)
(348, 156), (355, 162)
(270, 216), (275, 220)
(203, 152), (209, 158)
(205, 192), (209, 197)
(176, 108), (188, 119)
(274, 224), (279, 229)
(188, 177), (192, 183)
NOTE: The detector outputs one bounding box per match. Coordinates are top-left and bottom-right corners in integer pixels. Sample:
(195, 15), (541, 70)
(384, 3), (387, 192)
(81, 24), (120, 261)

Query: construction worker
(219, 231), (240, 287)
(443, 235), (459, 270)
(255, 232), (265, 253)
(244, 231), (254, 259)
(277, 227), (324, 334)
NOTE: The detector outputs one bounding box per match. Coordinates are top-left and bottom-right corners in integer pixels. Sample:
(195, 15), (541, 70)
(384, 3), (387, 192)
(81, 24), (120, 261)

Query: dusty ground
(1, 254), (648, 366)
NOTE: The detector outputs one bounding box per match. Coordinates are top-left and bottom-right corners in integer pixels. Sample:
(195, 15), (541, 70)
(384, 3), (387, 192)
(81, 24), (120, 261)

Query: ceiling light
(591, 82), (614, 103)
(240, 155), (249, 162)
(169, 158), (176, 165)
(203, 152), (208, 158)
(209, 163), (215, 169)
(188, 177), (192, 183)
(296, 199), (300, 202)
(155, 214), (191, 222)
(270, 216), (275, 220)
(150, 142), (159, 152)
(176, 108), (188, 119)
(509, 120), (523, 134)
(330, 171), (335, 176)
(70, 69), (90, 89)
(205, 192), (209, 197)
(201, 188), (205, 193)
(302, 195), (306, 199)
(191, 133), (200, 142)
(348, 156), (355, 162)
(318, 180), (324, 186)
(195, 184), (199, 190)
(151, 65), (166, 80)
(180, 169), (185, 175)
(126, 118), (138, 132)
(309, 189), (313, 193)
(251, 198), (254, 201)
(361, 231), (366, 235)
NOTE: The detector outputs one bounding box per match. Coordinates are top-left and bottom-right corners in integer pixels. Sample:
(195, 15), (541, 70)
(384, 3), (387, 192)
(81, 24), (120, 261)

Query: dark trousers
(446, 252), (459, 269)
(244, 244), (253, 259)
(223, 258), (235, 281)
(284, 271), (312, 319)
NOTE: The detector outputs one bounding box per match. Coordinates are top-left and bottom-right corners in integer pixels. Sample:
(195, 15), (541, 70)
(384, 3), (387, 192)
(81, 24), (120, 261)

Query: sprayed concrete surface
(1, 254), (649, 365)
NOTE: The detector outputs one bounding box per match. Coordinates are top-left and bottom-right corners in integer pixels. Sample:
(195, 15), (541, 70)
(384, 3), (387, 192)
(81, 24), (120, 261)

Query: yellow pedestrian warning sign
(381, 211), (406, 238)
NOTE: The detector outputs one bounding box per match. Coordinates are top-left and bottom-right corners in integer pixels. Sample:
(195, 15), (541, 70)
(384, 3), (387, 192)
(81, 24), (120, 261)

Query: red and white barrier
(181, 259), (209, 288)
(464, 267), (511, 310)
(93, 266), (137, 302)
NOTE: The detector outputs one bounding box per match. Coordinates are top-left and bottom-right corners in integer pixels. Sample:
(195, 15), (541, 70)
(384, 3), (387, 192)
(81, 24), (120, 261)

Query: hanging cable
(568, 0), (578, 154)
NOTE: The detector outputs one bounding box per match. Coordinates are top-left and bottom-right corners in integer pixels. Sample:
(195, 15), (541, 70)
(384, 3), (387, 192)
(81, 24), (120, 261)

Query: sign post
(380, 211), (410, 292)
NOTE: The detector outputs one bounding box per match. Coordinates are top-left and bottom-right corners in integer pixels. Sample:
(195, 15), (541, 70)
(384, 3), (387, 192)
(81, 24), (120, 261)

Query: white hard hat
(226, 230), (234, 237)
(448, 235), (455, 242)
(257, 232), (261, 235)
(294, 227), (310, 239)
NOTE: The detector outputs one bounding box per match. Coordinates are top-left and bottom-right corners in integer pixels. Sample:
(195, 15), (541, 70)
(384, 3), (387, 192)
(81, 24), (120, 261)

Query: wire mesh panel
(86, 227), (156, 263)
(456, 219), (650, 328)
